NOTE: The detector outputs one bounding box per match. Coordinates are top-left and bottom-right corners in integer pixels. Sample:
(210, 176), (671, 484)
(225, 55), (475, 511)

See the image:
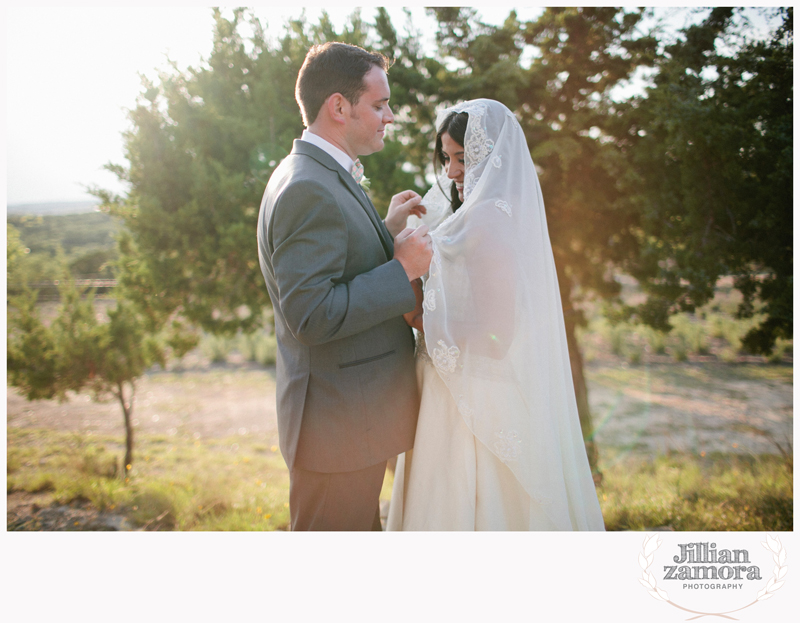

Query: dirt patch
(7, 360), (283, 530)
(588, 361), (793, 460)
(7, 358), (792, 460)
(7, 362), (280, 443)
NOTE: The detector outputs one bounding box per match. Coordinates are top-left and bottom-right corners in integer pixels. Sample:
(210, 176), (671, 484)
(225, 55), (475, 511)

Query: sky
(3, 4), (779, 205)
(5, 4), (543, 205)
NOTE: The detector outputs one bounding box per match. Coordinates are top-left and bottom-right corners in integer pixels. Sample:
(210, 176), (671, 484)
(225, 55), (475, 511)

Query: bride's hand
(403, 278), (425, 332)
(385, 190), (427, 238)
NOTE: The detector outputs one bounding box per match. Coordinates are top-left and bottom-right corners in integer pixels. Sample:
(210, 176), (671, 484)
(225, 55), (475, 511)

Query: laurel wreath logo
(638, 534), (788, 620)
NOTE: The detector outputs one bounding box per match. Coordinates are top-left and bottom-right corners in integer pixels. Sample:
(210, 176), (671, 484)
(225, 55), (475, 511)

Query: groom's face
(344, 66), (394, 157)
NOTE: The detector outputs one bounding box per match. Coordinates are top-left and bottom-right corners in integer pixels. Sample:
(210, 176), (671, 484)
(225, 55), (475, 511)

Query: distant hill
(6, 200), (101, 216)
(9, 211), (121, 283)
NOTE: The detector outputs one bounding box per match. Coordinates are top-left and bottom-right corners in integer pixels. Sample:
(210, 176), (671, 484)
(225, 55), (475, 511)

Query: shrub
(645, 327), (667, 354)
(22, 472), (57, 494)
(768, 338), (792, 363)
(129, 485), (178, 530)
(719, 347), (738, 363)
(671, 338), (688, 362)
(79, 447), (118, 479)
(238, 333), (259, 361)
(201, 334), (231, 363)
(255, 334), (278, 366)
(707, 313), (726, 339)
(627, 344), (643, 364)
(608, 324), (626, 356)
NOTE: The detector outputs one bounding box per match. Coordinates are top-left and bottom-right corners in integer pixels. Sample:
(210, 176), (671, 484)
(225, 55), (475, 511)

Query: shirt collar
(301, 130), (354, 174)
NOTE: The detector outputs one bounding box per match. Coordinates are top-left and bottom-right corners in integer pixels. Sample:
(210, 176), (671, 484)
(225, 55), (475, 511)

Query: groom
(257, 42), (432, 530)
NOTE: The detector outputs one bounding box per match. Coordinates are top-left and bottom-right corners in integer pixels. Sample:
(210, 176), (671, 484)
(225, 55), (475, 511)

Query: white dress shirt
(300, 129), (354, 175)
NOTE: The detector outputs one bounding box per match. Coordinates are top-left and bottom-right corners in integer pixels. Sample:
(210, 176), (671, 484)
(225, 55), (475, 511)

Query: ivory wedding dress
(386, 99), (605, 531)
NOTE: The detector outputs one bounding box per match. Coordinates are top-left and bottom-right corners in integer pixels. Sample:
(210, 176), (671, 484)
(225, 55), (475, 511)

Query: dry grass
(8, 426), (792, 531)
(597, 452), (792, 531)
(8, 427), (291, 531)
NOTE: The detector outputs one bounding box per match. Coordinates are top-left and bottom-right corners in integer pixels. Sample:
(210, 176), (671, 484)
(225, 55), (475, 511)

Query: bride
(386, 99), (605, 530)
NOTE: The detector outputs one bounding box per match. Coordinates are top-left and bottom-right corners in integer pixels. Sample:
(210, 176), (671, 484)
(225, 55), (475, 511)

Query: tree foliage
(620, 7), (792, 354)
(94, 8), (444, 335)
(8, 213), (119, 284)
(6, 260), (192, 468)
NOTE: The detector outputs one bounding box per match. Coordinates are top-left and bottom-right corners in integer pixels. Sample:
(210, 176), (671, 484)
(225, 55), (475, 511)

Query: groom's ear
(326, 93), (349, 125)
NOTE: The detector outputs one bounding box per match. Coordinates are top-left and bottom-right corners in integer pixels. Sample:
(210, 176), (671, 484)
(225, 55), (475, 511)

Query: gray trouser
(289, 461), (386, 531)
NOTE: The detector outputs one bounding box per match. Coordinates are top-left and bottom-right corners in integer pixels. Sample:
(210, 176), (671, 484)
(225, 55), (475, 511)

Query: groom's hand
(394, 225), (432, 281)
(385, 190), (427, 238)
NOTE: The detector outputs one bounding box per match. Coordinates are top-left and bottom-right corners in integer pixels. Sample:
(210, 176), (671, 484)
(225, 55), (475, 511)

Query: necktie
(350, 158), (364, 184)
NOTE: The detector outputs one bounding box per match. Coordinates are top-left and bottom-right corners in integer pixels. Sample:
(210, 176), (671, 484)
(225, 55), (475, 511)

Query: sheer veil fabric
(408, 99), (604, 530)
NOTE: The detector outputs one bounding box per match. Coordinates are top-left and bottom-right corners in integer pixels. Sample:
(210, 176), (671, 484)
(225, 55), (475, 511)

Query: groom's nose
(383, 105), (394, 124)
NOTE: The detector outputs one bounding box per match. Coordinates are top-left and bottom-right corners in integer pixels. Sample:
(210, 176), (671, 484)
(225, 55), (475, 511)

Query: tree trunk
(562, 307), (601, 483)
(118, 381), (135, 474)
(557, 271), (602, 483)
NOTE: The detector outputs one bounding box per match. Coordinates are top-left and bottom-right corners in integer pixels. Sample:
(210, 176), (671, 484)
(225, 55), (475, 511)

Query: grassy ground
(8, 424), (791, 531)
(8, 427), (292, 531)
(597, 452), (792, 530)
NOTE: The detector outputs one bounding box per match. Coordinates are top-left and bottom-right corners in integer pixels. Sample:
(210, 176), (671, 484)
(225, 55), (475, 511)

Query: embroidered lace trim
(495, 200), (512, 217)
(494, 429), (522, 462)
(455, 102), (494, 201)
(457, 395), (474, 418)
(423, 288), (436, 312)
(432, 339), (460, 374)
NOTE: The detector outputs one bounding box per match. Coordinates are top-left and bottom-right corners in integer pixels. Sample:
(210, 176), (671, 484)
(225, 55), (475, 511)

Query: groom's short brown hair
(295, 42), (391, 126)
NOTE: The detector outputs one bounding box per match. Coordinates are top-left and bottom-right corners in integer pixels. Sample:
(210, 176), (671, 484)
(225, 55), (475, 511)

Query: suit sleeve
(270, 180), (416, 346)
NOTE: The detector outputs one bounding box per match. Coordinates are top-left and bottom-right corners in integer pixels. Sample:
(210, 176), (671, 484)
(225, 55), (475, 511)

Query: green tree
(94, 9), (285, 335)
(368, 8), (454, 206)
(620, 7), (792, 353)
(94, 8), (437, 336)
(7, 223), (27, 286)
(7, 269), (190, 470)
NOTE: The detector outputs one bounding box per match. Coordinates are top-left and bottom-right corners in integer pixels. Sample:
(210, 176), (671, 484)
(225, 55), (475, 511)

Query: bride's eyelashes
(442, 155), (465, 166)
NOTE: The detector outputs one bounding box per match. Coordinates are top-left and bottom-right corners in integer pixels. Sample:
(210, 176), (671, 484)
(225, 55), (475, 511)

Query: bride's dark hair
(434, 111), (469, 212)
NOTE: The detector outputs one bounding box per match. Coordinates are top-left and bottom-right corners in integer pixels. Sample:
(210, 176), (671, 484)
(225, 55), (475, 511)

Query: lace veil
(409, 99), (604, 529)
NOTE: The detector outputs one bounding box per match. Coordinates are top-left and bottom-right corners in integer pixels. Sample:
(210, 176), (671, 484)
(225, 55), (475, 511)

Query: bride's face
(441, 132), (465, 201)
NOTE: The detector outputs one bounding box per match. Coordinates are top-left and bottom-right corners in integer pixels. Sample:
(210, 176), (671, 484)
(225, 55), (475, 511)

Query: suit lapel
(293, 140), (394, 259)
(335, 168), (395, 259)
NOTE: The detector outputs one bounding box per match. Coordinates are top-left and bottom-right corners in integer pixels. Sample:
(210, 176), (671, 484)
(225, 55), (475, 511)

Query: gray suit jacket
(257, 140), (419, 473)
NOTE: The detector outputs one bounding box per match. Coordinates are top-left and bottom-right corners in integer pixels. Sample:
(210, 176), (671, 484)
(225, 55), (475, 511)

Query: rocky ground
(7, 491), (134, 531)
